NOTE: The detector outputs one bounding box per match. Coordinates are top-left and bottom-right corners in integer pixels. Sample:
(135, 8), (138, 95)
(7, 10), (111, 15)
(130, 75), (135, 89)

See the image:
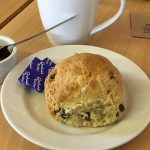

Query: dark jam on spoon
(0, 46), (11, 61)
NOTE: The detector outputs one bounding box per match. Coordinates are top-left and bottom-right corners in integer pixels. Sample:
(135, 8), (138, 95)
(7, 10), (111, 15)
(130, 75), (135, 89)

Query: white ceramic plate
(1, 45), (150, 150)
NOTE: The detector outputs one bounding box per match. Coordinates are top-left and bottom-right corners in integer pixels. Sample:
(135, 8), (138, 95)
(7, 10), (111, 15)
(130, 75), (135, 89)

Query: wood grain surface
(0, 0), (150, 150)
(0, 0), (33, 29)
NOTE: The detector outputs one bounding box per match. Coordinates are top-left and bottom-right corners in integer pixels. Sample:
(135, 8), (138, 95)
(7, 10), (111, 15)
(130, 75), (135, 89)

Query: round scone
(44, 53), (125, 127)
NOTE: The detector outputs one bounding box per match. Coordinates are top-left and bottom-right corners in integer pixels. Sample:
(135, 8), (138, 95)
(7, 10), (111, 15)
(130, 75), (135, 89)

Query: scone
(44, 53), (125, 127)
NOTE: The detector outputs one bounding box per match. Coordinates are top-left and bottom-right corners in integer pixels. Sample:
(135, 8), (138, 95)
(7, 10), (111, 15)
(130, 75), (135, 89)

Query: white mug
(37, 0), (126, 46)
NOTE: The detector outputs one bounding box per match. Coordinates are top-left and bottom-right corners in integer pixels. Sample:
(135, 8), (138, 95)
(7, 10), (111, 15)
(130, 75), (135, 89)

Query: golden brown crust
(45, 53), (122, 103)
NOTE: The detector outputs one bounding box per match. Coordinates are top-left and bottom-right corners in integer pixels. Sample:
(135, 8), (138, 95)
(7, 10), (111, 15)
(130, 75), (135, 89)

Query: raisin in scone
(44, 53), (125, 127)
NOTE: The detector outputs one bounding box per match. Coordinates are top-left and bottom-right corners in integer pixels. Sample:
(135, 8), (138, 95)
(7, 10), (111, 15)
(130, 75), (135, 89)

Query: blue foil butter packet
(42, 57), (56, 73)
(18, 57), (56, 92)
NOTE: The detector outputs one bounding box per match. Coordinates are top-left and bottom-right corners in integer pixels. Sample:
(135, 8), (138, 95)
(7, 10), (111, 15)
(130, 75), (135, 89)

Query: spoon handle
(8, 15), (76, 47)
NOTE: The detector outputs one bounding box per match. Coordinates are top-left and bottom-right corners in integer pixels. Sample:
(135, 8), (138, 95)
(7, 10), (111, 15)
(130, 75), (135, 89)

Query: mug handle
(90, 0), (126, 35)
